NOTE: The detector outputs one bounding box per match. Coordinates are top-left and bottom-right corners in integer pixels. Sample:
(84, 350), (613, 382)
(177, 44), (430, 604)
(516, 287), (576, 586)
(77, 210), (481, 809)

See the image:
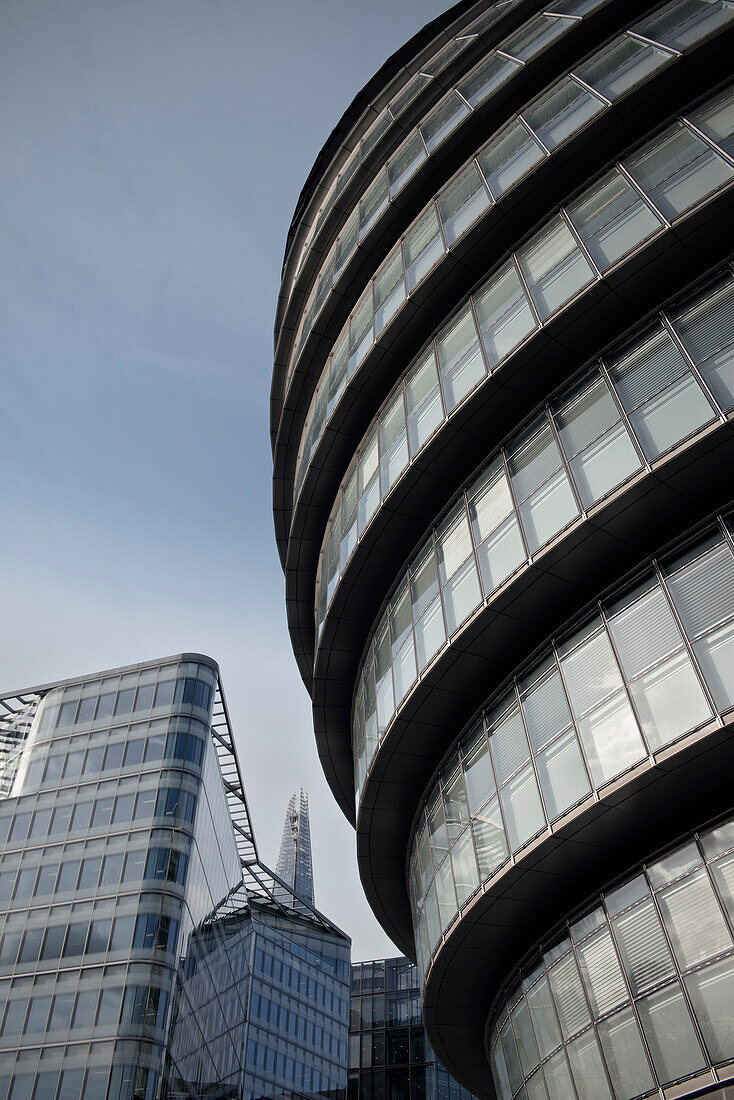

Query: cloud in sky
(0, 0), (450, 959)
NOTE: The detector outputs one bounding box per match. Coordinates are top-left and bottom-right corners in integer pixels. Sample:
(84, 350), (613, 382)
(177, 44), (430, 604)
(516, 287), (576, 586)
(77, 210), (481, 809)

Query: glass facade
(293, 12), (734, 504)
(350, 268), (734, 793)
(273, 2), (734, 1096)
(490, 813), (734, 1099)
(163, 888), (350, 1100)
(283, 0), (552, 330)
(285, 0), (600, 392)
(275, 788), (315, 909)
(0, 657), (241, 1100)
(348, 958), (477, 1100)
(407, 517), (734, 980)
(0, 659), (351, 1100)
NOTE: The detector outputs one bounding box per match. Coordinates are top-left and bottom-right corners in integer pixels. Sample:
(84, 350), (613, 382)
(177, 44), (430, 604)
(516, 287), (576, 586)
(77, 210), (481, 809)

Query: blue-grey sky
(1, 0), (449, 960)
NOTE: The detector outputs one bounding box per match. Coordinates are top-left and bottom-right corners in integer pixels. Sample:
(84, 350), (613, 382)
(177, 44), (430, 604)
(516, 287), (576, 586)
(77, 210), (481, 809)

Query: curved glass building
(271, 2), (734, 1097)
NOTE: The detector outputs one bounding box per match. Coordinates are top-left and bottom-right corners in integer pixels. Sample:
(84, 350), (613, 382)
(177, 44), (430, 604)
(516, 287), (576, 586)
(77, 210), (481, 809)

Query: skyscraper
(276, 788), (315, 908)
(0, 656), (349, 1100)
(271, 2), (734, 1098)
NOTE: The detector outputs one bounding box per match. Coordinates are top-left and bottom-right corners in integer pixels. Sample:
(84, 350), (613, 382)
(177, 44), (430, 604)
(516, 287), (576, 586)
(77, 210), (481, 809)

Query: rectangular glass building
(349, 959), (477, 1100)
(0, 655), (350, 1100)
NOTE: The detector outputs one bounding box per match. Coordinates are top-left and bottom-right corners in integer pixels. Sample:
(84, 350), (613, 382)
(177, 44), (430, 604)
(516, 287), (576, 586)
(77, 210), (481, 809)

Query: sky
(0, 0), (451, 960)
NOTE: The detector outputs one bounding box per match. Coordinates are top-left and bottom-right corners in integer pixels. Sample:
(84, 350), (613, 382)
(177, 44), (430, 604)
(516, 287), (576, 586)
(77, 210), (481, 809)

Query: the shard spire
(275, 786), (315, 907)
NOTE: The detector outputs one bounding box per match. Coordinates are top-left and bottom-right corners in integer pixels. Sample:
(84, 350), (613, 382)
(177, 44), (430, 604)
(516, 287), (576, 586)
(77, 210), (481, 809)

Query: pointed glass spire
(275, 786), (315, 907)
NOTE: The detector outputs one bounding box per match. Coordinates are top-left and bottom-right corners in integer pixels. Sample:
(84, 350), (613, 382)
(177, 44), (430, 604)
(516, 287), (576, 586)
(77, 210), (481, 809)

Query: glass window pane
(570, 421), (642, 507)
(360, 171), (390, 236)
(420, 93), (470, 154)
(410, 546), (439, 619)
(577, 691), (646, 785)
(636, 0), (734, 52)
(628, 649), (712, 749)
(578, 35), (671, 100)
(608, 582), (682, 679)
(403, 207), (444, 292)
(507, 419), (563, 503)
(451, 827), (479, 905)
(674, 276), (734, 410)
(459, 53), (521, 109)
(543, 1050), (575, 1100)
(657, 868), (731, 968)
(476, 514), (526, 595)
(627, 371), (715, 459)
(566, 169), (662, 270)
(462, 731), (496, 814)
(436, 509), (473, 583)
(637, 982), (706, 1085)
(503, 14), (572, 61)
(442, 557), (481, 634)
(561, 626), (624, 717)
(406, 351), (443, 455)
(524, 78), (605, 151)
(472, 796), (508, 879)
(500, 1017), (523, 1096)
(390, 583), (413, 654)
(438, 163), (491, 246)
(613, 897), (676, 995)
(388, 132), (427, 197)
(511, 995), (539, 1076)
(690, 84), (734, 158)
(475, 260), (536, 367)
(414, 596), (445, 672)
(434, 855), (457, 931)
(393, 637), (417, 706)
(499, 765), (545, 851)
(489, 706), (529, 785)
(380, 393), (408, 496)
(518, 469), (579, 553)
(568, 1029), (613, 1099)
(625, 124), (733, 221)
(536, 730), (590, 819)
(521, 664), (572, 752)
(576, 927), (628, 1016)
(598, 1005), (656, 1100)
(436, 309), (485, 412)
(665, 537), (734, 640)
(695, 620), (734, 712)
(526, 975), (561, 1060)
(685, 954), (734, 1064)
(555, 373), (618, 459)
(468, 462), (513, 544)
(477, 120), (545, 199)
(519, 218), (594, 321)
(548, 951), (591, 1040)
(374, 247), (406, 334)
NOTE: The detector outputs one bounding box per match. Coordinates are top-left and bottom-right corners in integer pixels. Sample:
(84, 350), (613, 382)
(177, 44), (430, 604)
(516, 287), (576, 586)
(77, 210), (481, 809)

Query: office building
(271, 1), (734, 1097)
(276, 788), (315, 908)
(349, 958), (477, 1100)
(0, 656), (349, 1100)
(163, 873), (349, 1100)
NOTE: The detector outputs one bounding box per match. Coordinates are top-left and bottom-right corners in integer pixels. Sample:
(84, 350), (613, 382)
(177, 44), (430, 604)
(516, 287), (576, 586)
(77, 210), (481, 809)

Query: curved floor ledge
(420, 714), (734, 1099)
(355, 422), (734, 937)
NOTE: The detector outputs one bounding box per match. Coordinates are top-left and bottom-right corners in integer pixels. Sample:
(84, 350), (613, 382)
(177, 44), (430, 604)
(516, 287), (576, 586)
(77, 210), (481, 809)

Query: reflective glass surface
(0, 658), (241, 1100)
(290, 4), (733, 486)
(348, 957), (477, 1100)
(283, 0), (586, 386)
(164, 892), (350, 1100)
(490, 815), (734, 1099)
(408, 520), (734, 979)
(347, 270), (733, 787)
